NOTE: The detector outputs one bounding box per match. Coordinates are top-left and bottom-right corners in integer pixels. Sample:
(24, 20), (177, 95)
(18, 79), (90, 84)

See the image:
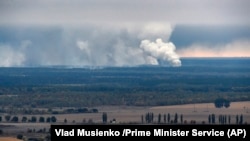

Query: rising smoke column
(140, 38), (182, 67)
(0, 24), (182, 67)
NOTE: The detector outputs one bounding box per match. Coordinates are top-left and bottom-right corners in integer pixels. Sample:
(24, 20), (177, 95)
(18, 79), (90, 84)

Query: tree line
(0, 115), (57, 123)
(100, 112), (246, 125)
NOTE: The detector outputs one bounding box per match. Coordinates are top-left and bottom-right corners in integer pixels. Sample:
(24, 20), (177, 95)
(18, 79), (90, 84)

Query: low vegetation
(0, 62), (250, 108)
(0, 58), (249, 140)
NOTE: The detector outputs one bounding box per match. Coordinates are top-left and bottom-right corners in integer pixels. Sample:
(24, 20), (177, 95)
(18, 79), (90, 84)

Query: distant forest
(0, 58), (250, 108)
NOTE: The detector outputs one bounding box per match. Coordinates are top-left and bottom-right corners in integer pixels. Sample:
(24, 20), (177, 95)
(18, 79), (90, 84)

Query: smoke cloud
(140, 38), (181, 67)
(0, 23), (182, 67)
(177, 39), (250, 57)
(0, 40), (31, 67)
(0, 44), (25, 67)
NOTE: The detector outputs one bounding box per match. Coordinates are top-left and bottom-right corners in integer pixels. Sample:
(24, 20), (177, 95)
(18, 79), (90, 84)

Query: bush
(17, 134), (23, 139)
(214, 98), (230, 108)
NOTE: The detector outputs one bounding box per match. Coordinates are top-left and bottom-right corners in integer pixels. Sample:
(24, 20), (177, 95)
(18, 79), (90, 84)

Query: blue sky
(0, 0), (250, 67)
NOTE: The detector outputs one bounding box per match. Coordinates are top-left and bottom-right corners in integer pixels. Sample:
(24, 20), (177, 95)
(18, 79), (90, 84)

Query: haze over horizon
(0, 0), (250, 67)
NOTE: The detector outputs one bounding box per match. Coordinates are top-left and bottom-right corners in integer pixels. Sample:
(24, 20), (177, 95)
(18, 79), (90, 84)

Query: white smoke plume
(140, 38), (182, 67)
(76, 40), (91, 58)
(0, 40), (31, 67)
(0, 23), (182, 67)
(138, 23), (173, 41)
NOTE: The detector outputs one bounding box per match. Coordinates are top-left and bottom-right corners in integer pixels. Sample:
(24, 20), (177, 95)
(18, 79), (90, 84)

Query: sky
(0, 0), (250, 67)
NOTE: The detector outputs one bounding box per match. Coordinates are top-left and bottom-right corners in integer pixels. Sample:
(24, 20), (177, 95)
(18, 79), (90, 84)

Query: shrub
(17, 134), (23, 139)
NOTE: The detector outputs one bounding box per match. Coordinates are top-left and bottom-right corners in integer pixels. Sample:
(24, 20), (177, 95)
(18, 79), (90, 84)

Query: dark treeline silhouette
(139, 112), (247, 125)
(214, 98), (231, 108)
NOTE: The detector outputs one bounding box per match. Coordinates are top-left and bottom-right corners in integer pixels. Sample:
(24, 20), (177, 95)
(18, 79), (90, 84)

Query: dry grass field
(52, 101), (250, 124)
(0, 137), (22, 141)
(1, 101), (250, 140)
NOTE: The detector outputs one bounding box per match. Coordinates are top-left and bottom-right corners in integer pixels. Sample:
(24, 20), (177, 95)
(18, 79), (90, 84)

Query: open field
(0, 101), (250, 140)
(53, 101), (250, 124)
(1, 101), (250, 139)
(0, 137), (22, 141)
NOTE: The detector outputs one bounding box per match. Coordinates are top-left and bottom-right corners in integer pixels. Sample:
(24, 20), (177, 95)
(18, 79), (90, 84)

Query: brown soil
(0, 137), (22, 141)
